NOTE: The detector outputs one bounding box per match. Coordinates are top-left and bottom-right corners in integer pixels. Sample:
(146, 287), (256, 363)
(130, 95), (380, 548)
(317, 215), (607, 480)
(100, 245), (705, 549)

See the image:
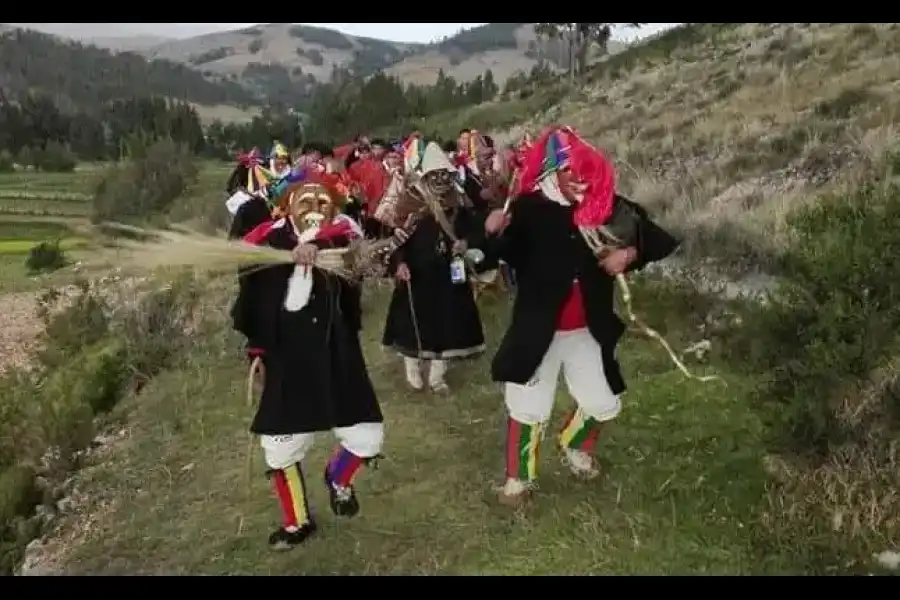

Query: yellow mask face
(289, 183), (337, 231)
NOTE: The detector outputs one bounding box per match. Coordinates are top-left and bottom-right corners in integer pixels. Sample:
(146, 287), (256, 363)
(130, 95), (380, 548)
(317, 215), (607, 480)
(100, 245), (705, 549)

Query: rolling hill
(0, 22), (634, 125)
(0, 28), (263, 123)
(139, 23), (626, 87)
(4, 23), (174, 51)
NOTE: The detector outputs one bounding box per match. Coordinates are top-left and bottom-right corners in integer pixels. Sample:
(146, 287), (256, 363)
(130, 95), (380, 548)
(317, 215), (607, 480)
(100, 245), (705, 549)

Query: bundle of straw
(103, 223), (380, 281)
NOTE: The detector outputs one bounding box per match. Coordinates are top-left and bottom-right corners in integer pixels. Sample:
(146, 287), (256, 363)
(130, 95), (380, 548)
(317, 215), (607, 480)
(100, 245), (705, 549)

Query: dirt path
(0, 290), (43, 375)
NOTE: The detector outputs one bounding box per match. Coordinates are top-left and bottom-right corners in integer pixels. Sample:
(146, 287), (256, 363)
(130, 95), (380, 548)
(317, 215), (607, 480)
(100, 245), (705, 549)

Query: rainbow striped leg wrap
(269, 463), (312, 529)
(326, 445), (364, 487)
(506, 418), (544, 482)
(559, 408), (601, 453)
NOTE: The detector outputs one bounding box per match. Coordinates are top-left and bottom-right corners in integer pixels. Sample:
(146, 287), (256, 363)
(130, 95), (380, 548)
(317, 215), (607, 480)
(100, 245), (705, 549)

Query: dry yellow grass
(461, 23), (900, 271)
(191, 103), (259, 125)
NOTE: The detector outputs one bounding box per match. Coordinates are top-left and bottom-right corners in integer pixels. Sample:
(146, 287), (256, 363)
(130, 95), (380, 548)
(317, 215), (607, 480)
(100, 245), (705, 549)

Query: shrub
(33, 142), (77, 173)
(0, 273), (205, 574)
(746, 181), (900, 454)
(25, 240), (67, 274)
(16, 147), (34, 170)
(35, 282), (110, 369)
(732, 165), (900, 572)
(0, 465), (40, 575)
(119, 276), (201, 385)
(91, 138), (198, 225)
(0, 150), (14, 173)
(306, 49), (325, 66)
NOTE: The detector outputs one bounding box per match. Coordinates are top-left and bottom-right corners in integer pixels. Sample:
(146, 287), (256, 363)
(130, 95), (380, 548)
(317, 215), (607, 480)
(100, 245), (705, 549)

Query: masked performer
(483, 127), (678, 506)
(232, 182), (383, 550)
(347, 151), (391, 240)
(454, 134), (511, 295)
(300, 142), (333, 168)
(370, 149), (405, 239)
(269, 141), (293, 178)
(381, 142), (486, 393)
(227, 149), (273, 239)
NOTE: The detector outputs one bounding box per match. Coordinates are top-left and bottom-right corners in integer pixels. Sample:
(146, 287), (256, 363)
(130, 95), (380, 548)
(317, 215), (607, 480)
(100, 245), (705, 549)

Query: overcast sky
(20, 23), (679, 44)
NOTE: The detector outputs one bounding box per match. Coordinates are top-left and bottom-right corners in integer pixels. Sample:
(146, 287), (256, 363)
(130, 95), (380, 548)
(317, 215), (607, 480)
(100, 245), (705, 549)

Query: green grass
(0, 219), (74, 241)
(0, 171), (98, 196)
(0, 161), (232, 222)
(0, 246), (99, 294)
(0, 161), (229, 199)
(0, 255), (29, 293)
(0, 238), (88, 255)
(0, 191), (91, 202)
(0, 159), (232, 295)
(49, 287), (779, 575)
(0, 198), (90, 218)
(0, 214), (86, 276)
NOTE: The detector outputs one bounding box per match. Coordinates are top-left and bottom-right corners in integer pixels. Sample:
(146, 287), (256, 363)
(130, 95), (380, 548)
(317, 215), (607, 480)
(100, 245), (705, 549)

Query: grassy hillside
(2, 23), (626, 112)
(14, 282), (771, 575)
(417, 23), (900, 273)
(146, 23), (421, 83)
(0, 28), (259, 111)
(3, 23), (900, 575)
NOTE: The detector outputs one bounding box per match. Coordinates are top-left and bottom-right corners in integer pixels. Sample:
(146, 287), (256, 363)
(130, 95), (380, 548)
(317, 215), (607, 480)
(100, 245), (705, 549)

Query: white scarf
(538, 174), (571, 207)
(283, 221), (320, 312)
(283, 215), (363, 312)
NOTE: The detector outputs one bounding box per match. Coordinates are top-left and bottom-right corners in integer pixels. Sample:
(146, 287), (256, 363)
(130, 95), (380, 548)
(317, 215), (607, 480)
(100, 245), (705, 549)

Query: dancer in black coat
(381, 142), (486, 392)
(232, 183), (383, 550)
(482, 128), (679, 506)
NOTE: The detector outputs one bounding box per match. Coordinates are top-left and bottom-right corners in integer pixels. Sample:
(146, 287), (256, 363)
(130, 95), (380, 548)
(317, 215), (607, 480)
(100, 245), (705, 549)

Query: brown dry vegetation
(426, 23), (900, 272)
(191, 103), (259, 126)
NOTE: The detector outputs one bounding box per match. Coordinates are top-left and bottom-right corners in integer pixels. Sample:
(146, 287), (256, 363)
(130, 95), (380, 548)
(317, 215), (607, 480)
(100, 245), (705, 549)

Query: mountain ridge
(6, 22), (627, 88)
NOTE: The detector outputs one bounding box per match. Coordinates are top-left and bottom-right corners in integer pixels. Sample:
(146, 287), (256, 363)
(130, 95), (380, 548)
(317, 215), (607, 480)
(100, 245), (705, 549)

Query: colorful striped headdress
(465, 131), (479, 159)
(402, 135), (426, 173)
(518, 126), (616, 229)
(268, 166), (308, 207)
(270, 141), (290, 159)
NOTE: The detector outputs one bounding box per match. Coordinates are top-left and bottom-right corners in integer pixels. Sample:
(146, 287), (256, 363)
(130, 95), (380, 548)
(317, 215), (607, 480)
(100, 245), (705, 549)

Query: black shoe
(268, 522), (316, 551)
(324, 467), (360, 518)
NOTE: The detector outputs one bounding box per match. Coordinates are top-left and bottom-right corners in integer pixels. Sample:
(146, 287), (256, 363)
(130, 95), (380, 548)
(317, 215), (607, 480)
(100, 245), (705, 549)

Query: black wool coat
(382, 208), (486, 359)
(228, 196), (272, 240)
(231, 222), (381, 435)
(485, 192), (679, 393)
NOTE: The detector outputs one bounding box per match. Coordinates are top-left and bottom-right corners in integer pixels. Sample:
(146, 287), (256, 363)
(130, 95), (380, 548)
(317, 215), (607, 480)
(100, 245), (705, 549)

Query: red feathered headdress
(347, 157), (390, 213)
(332, 142), (357, 161)
(237, 148), (262, 167)
(517, 126), (616, 228)
(304, 170), (350, 210)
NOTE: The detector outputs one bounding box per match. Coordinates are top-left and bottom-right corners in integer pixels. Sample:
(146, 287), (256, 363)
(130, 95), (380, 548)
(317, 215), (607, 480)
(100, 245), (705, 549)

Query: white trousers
(505, 329), (621, 426)
(260, 422), (384, 470)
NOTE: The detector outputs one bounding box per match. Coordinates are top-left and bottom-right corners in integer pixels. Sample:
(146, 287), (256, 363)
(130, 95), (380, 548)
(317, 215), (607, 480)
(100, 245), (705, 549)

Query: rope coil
(583, 226), (722, 385)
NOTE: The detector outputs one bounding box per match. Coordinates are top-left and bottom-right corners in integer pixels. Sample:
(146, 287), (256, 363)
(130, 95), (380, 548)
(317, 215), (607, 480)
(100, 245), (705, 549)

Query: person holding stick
(482, 127), (679, 506)
(381, 142), (487, 393)
(232, 182), (384, 550)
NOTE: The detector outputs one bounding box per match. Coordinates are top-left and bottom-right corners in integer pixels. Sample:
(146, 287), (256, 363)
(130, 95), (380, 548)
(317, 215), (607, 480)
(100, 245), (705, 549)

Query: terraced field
(0, 162), (233, 291)
(0, 171), (93, 291)
(0, 170), (94, 219)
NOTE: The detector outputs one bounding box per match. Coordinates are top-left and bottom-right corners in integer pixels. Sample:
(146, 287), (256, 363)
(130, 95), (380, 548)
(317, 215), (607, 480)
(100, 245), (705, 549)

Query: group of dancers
(224, 126), (679, 550)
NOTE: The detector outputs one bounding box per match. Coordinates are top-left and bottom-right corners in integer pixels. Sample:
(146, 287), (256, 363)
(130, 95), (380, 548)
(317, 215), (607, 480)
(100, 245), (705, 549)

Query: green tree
(534, 23), (644, 83)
